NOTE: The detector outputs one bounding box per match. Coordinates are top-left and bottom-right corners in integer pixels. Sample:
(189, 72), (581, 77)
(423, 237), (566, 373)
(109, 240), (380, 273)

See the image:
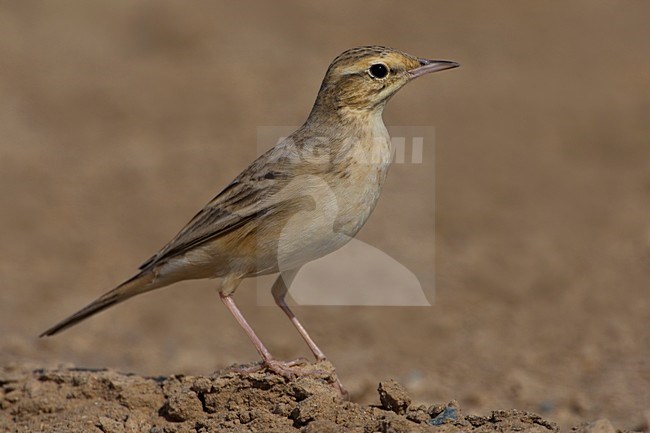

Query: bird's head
(311, 46), (459, 115)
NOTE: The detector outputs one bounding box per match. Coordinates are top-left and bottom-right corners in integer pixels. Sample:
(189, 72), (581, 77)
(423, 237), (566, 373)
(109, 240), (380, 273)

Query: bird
(41, 46), (458, 386)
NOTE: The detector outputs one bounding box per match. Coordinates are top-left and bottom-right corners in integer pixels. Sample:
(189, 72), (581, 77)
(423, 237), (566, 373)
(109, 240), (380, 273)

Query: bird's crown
(311, 46), (458, 113)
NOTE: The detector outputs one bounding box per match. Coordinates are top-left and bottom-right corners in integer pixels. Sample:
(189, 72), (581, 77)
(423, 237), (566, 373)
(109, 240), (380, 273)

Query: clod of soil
(0, 362), (625, 433)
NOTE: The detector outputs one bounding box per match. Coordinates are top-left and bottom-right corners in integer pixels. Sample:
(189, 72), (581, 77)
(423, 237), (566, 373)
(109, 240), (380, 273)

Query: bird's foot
(263, 357), (320, 379)
(223, 357), (313, 378)
(223, 358), (349, 399)
(265, 358), (349, 400)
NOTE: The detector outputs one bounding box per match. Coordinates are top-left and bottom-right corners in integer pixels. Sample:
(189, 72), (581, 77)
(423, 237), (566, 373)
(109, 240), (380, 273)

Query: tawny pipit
(42, 46), (458, 379)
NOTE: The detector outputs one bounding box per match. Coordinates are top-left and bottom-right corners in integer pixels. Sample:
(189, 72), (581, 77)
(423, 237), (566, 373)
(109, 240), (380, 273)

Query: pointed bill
(408, 59), (460, 79)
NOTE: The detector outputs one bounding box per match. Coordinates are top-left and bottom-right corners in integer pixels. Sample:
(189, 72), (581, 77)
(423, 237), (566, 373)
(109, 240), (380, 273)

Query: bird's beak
(408, 59), (459, 79)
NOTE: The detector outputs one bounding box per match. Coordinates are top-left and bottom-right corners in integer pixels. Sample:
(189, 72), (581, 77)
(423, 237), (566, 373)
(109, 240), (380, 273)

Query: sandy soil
(1, 1), (649, 432)
(1, 362), (620, 433)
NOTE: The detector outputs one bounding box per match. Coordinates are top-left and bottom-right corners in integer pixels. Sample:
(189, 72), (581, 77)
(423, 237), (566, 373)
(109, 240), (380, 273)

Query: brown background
(1, 1), (648, 430)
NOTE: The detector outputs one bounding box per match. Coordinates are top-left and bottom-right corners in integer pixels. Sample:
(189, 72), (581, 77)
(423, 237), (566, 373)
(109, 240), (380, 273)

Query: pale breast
(331, 112), (393, 236)
(175, 112), (395, 278)
(256, 113), (393, 273)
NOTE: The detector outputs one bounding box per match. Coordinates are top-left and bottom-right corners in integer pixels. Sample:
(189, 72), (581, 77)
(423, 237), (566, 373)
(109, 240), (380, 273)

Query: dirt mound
(1, 362), (627, 433)
(1, 1), (649, 431)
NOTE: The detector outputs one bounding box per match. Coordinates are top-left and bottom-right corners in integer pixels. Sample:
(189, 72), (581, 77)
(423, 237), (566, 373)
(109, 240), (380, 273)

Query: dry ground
(1, 1), (649, 431)
(0, 362), (613, 432)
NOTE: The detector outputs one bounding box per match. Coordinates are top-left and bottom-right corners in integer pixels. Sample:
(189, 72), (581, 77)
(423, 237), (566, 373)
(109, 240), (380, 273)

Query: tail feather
(40, 271), (156, 337)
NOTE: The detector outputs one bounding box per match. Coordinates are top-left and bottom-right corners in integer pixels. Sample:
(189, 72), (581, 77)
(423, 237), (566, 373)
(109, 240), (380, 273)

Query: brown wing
(138, 152), (295, 271)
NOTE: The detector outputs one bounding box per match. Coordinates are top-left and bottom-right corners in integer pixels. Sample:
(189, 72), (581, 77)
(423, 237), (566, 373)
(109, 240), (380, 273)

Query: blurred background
(1, 1), (648, 429)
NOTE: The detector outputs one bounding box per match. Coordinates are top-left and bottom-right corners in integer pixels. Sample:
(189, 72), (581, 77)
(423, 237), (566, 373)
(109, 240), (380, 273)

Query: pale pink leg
(272, 269), (327, 360)
(219, 292), (272, 361)
(220, 277), (347, 397)
(271, 269), (348, 397)
(219, 291), (310, 377)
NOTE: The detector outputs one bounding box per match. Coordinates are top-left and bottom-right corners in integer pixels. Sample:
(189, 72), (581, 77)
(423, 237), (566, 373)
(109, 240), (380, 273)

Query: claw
(222, 359), (348, 399)
(263, 358), (327, 379)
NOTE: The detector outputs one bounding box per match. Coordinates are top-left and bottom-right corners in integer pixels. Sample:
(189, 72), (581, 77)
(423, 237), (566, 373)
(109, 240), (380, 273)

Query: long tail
(40, 271), (158, 337)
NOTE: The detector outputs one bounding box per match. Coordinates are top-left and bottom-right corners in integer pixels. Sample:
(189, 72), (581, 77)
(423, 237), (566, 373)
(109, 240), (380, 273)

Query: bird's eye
(368, 63), (389, 79)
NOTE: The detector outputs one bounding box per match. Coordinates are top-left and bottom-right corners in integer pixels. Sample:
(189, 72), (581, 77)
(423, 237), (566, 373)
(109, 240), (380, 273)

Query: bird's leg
(272, 269), (349, 398)
(219, 291), (307, 379)
(271, 268), (326, 361)
(219, 292), (272, 361)
(219, 278), (348, 398)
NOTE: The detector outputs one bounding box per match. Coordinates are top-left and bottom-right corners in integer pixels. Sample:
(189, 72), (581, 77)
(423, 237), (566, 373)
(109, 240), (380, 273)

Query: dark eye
(368, 63), (389, 79)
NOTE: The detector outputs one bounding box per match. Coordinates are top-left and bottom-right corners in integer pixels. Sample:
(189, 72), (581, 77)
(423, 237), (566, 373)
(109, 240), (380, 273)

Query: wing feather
(138, 151), (296, 270)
